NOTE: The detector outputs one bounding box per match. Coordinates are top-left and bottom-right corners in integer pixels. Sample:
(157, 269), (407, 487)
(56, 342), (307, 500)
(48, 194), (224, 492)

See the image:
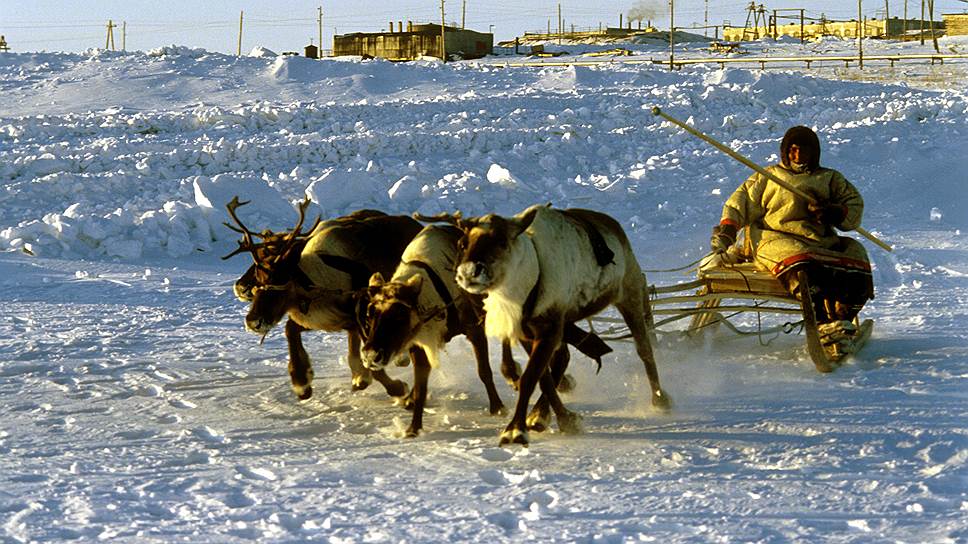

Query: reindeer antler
(413, 211), (464, 227)
(223, 196), (321, 263)
(222, 196), (263, 260)
(284, 197), (322, 244)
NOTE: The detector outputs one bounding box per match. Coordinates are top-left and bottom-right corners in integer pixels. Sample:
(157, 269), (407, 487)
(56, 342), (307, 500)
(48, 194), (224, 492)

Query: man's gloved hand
(808, 201), (848, 226)
(710, 223), (738, 253)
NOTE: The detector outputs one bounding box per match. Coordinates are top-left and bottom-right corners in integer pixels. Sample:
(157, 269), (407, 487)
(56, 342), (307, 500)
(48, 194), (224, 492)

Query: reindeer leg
(468, 328), (505, 415)
(617, 294), (670, 411)
(529, 346), (582, 434)
(527, 345), (568, 432)
(285, 319), (314, 400)
(346, 330), (373, 391)
(500, 328), (562, 447)
(404, 347), (432, 438)
(347, 331), (408, 398)
(500, 340), (522, 390)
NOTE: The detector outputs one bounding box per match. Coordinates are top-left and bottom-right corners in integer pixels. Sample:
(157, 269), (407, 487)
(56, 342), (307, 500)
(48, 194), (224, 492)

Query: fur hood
(780, 126), (821, 173)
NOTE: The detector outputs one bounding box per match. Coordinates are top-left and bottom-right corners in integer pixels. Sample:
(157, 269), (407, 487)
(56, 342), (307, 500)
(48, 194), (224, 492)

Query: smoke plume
(627, 1), (663, 23)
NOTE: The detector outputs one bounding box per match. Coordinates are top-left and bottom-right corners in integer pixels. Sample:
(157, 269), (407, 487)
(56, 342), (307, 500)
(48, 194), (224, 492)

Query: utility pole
(440, 0), (446, 61)
(669, 0), (675, 70)
(920, 0), (925, 45)
(462, 0), (466, 29)
(238, 10), (244, 56)
(318, 6), (323, 58)
(704, 0), (709, 37)
(903, 0), (908, 37)
(558, 3), (562, 45)
(858, 0), (864, 69)
(928, 0), (939, 52)
(122, 21), (126, 51)
(800, 9), (805, 43)
(105, 20), (116, 51)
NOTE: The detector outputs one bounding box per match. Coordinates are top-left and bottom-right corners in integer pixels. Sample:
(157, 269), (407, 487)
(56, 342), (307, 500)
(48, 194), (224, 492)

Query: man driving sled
(709, 125), (874, 358)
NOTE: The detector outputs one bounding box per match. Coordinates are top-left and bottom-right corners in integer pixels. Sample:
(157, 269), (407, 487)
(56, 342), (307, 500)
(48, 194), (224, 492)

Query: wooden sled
(644, 262), (873, 372)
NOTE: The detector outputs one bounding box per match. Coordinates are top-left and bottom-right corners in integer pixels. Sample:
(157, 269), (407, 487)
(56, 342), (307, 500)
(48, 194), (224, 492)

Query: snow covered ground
(1, 36), (966, 542)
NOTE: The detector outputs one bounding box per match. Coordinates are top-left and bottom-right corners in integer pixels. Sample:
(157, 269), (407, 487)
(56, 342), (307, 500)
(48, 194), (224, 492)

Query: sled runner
(604, 262), (873, 372)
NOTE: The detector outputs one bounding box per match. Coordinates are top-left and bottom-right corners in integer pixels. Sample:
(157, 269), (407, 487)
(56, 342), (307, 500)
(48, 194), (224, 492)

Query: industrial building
(942, 13), (968, 35)
(723, 17), (944, 41)
(333, 23), (492, 61)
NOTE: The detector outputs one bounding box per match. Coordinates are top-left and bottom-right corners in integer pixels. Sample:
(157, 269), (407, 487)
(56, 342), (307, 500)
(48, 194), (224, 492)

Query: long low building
(334, 23), (492, 61)
(943, 13), (968, 36)
(723, 17), (944, 41)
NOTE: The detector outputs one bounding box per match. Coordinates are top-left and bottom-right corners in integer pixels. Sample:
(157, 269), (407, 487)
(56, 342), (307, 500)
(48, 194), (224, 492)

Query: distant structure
(516, 21), (661, 45)
(333, 22), (492, 61)
(723, 17), (945, 41)
(942, 13), (968, 36)
(304, 43), (319, 59)
(0, 35), (9, 52)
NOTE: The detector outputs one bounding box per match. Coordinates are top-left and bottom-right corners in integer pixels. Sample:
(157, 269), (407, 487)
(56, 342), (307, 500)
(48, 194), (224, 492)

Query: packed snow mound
(248, 45), (277, 58)
(1, 54), (966, 260)
(148, 44), (207, 58)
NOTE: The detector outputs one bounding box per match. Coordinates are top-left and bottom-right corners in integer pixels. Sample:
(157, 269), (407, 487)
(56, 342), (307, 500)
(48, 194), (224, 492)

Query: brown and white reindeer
(224, 197), (422, 400)
(452, 203), (671, 446)
(358, 224), (517, 437)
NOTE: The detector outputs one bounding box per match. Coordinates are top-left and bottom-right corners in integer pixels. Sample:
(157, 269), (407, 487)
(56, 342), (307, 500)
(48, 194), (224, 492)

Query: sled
(626, 261), (873, 372)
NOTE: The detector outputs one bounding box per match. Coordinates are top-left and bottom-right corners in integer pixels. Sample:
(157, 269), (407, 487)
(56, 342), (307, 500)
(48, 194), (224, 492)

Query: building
(333, 22), (492, 61)
(723, 17), (944, 41)
(942, 13), (968, 36)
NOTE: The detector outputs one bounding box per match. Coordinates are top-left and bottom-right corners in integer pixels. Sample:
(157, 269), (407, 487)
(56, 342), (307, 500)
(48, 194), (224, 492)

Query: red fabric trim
(720, 218), (740, 228)
(771, 252), (872, 277)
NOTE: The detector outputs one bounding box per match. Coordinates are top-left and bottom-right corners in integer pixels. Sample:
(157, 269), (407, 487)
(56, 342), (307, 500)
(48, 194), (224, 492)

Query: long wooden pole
(669, 0), (675, 70)
(651, 107), (892, 252)
(858, 0), (864, 69)
(238, 11), (244, 56)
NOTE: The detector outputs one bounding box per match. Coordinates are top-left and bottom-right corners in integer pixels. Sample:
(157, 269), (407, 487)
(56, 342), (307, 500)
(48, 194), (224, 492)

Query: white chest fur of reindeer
(360, 227), (457, 370)
(479, 235), (539, 342)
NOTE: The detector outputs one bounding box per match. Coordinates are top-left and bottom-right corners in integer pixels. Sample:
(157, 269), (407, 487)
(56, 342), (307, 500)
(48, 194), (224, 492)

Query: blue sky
(3, 0), (966, 54)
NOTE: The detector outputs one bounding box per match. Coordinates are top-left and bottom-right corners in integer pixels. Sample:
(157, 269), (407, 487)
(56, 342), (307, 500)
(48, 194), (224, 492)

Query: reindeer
(223, 197), (422, 400)
(450, 204), (670, 446)
(358, 224), (516, 437)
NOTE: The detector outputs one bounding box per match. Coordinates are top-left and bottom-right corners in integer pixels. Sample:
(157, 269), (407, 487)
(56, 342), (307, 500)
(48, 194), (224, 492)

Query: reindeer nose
(457, 261), (486, 283)
(245, 316), (267, 334)
(456, 261), (492, 293)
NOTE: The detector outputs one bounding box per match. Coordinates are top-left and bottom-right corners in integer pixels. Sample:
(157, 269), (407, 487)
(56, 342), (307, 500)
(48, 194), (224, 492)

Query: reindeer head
(223, 196), (321, 334)
(359, 272), (425, 371)
(416, 210), (538, 295)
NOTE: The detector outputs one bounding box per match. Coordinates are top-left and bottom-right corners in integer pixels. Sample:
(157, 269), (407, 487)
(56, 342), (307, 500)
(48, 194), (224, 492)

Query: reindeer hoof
(557, 410), (584, 435)
(351, 375), (372, 391)
(556, 373), (576, 393)
(292, 383), (313, 400)
(391, 384), (412, 408)
(652, 389), (672, 411)
(499, 428), (529, 447)
(489, 403), (507, 416)
(526, 409), (551, 433)
(402, 390), (418, 411)
(384, 380), (408, 399)
(404, 426), (420, 438)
